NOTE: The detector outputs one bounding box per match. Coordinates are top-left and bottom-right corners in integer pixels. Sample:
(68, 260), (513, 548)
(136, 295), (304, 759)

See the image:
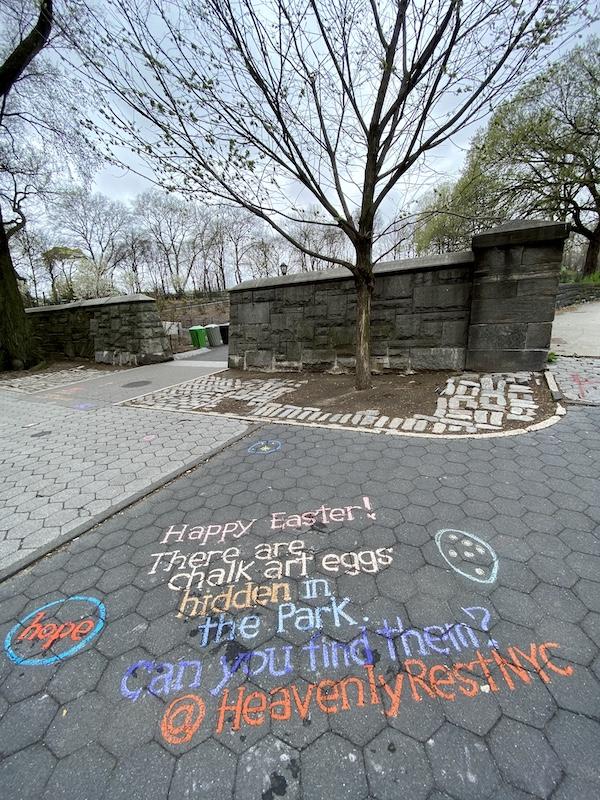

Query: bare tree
(222, 208), (260, 284)
(51, 188), (131, 296)
(134, 190), (219, 296)
(70, 0), (588, 385)
(11, 224), (50, 302)
(118, 227), (153, 293)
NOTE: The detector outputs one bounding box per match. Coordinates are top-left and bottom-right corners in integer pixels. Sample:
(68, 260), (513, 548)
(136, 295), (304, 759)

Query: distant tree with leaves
(413, 152), (506, 255)
(421, 39), (600, 269)
(466, 38), (600, 275)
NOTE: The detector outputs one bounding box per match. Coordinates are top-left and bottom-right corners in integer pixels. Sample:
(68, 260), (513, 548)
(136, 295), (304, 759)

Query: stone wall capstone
(25, 295), (172, 366)
(229, 220), (570, 374)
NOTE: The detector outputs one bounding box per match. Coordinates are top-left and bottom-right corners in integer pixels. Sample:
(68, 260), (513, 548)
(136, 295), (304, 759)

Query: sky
(91, 13), (599, 218)
(5, 0), (597, 215)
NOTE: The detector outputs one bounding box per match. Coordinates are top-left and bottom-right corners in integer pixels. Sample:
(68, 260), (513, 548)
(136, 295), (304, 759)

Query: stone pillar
(466, 220), (570, 372)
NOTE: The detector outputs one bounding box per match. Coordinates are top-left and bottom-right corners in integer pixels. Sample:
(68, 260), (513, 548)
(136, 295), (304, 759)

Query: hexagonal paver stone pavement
(0, 408), (599, 799)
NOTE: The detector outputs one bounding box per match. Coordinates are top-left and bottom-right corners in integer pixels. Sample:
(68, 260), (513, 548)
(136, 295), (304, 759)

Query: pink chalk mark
(569, 373), (599, 399)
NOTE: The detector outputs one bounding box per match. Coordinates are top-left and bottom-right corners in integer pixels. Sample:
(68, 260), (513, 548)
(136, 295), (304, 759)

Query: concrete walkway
(0, 348), (248, 577)
(0, 406), (599, 799)
(551, 301), (600, 357)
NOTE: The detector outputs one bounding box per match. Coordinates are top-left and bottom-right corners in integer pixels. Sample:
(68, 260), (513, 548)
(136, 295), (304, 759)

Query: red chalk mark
(569, 373), (599, 399)
(161, 694), (205, 745)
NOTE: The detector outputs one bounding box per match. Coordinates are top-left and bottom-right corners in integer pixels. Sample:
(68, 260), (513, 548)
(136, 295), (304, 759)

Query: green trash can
(188, 325), (208, 348)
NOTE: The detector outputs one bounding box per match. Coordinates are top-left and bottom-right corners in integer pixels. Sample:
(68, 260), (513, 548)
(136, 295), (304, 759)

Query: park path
(550, 301), (600, 406)
(0, 347), (249, 577)
(551, 300), (600, 358)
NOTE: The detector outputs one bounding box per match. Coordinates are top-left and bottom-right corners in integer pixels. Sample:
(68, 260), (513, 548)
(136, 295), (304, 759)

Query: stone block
(297, 320), (315, 340)
(137, 352), (172, 365)
(521, 244), (565, 266)
(374, 296), (412, 313)
(516, 275), (560, 296)
(245, 350), (274, 369)
(328, 327), (354, 348)
(251, 289), (277, 303)
(472, 220), (569, 248)
(466, 349), (548, 372)
(236, 303), (270, 324)
(413, 284), (470, 311)
(469, 296), (555, 324)
(472, 281), (519, 301)
(526, 322), (553, 349)
(272, 358), (302, 372)
(228, 354), (245, 369)
(281, 285), (314, 305)
(468, 323), (527, 351)
(416, 318), (443, 342)
(435, 266), (472, 284)
(410, 347), (465, 370)
(305, 303), (331, 321)
(375, 274), (412, 298)
(285, 342), (302, 361)
(392, 314), (419, 340)
(384, 353), (410, 371)
(442, 320), (469, 346)
(473, 246), (523, 276)
(303, 349), (336, 366)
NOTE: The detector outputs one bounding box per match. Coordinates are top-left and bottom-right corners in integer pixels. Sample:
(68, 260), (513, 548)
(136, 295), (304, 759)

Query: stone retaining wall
(229, 220), (570, 374)
(26, 295), (172, 366)
(556, 284), (600, 308)
(157, 297), (230, 328)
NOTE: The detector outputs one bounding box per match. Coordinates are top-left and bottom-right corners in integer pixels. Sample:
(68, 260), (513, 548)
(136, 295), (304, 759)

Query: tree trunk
(0, 207), (38, 369)
(583, 224), (600, 277)
(354, 266), (374, 390)
(0, 0), (53, 99)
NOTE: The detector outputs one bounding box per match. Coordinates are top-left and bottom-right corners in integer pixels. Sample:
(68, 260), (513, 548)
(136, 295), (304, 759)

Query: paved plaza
(0, 350), (248, 577)
(0, 405), (599, 799)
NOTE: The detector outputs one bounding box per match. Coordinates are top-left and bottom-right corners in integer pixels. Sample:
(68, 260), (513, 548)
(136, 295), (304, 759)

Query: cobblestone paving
(0, 391), (248, 573)
(127, 372), (548, 434)
(0, 366), (113, 394)
(0, 407), (598, 799)
(126, 374), (305, 412)
(551, 357), (600, 406)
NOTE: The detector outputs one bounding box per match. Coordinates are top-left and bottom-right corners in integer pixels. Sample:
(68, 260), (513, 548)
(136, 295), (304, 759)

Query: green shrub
(581, 272), (600, 285)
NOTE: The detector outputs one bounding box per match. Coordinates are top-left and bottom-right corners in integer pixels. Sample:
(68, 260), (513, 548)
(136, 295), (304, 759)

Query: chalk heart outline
(4, 595), (106, 667)
(434, 528), (499, 585)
